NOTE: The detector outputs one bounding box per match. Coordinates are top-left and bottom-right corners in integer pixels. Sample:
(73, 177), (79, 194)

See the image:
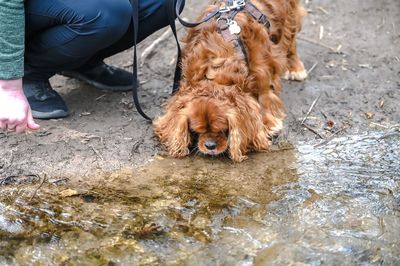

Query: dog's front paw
(263, 113), (283, 136)
(230, 153), (248, 162)
(282, 69), (308, 81)
(283, 57), (308, 81)
(169, 146), (190, 158)
(268, 118), (283, 136)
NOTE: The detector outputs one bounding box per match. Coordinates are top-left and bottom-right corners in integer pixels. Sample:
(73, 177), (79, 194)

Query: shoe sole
(32, 110), (69, 120)
(61, 71), (132, 92)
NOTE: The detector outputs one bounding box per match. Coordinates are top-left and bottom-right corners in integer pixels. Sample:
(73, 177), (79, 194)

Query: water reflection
(256, 132), (400, 265)
(0, 131), (399, 265)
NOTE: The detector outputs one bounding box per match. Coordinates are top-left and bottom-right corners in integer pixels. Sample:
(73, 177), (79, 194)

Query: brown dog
(154, 0), (307, 161)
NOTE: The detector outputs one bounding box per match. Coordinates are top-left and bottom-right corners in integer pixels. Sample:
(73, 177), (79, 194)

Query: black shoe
(61, 62), (133, 92)
(23, 80), (69, 119)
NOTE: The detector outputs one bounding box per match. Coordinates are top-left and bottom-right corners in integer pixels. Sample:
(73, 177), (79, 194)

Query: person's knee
(95, 0), (132, 40)
(68, 0), (132, 44)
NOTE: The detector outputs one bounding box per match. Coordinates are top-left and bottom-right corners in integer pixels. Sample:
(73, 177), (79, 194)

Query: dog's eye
(270, 84), (275, 91)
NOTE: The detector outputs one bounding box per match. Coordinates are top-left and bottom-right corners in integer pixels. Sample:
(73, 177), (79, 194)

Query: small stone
(59, 189), (80, 197)
(365, 112), (374, 119)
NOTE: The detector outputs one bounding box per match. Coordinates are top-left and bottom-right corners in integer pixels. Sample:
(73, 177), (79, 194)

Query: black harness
(130, 0), (273, 121)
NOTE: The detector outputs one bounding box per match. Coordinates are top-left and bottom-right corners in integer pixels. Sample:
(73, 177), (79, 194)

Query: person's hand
(0, 79), (40, 133)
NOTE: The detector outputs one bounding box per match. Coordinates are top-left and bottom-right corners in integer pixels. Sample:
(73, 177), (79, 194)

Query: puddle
(0, 131), (399, 265)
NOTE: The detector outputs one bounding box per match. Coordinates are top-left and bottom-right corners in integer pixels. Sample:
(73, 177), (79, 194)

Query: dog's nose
(205, 140), (217, 150)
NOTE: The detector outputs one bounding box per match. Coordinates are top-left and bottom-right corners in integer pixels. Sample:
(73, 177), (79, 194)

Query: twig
(376, 18), (385, 30)
(297, 36), (339, 53)
(28, 174), (46, 202)
(370, 122), (389, 129)
(317, 6), (329, 15)
(314, 126), (348, 148)
(141, 29), (172, 65)
(169, 57), (177, 66)
(319, 25), (324, 40)
(95, 94), (106, 101)
(89, 145), (104, 161)
(129, 140), (142, 159)
(302, 123), (324, 139)
(52, 177), (70, 185)
(307, 62), (319, 75)
(0, 174), (39, 186)
(380, 131), (400, 139)
(370, 122), (400, 130)
(301, 93), (322, 125)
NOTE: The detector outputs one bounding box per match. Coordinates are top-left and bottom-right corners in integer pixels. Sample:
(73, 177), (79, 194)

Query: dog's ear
(226, 109), (248, 162)
(153, 95), (191, 157)
(226, 94), (271, 162)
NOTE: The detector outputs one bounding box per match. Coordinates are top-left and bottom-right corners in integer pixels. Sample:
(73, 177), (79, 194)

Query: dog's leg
(258, 89), (285, 136)
(282, 3), (308, 81)
(283, 38), (307, 81)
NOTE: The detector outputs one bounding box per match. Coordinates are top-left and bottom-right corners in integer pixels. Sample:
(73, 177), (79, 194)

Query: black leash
(130, 0), (189, 121)
(130, 0), (152, 121)
(174, 0), (220, 28)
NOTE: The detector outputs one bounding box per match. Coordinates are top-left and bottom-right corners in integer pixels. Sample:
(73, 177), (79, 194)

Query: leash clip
(219, 0), (246, 13)
(216, 17), (231, 30)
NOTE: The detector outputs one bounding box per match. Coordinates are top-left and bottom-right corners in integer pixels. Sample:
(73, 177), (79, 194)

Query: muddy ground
(0, 0), (399, 179)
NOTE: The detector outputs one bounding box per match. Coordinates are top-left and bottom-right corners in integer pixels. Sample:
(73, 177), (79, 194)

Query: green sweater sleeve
(0, 0), (25, 80)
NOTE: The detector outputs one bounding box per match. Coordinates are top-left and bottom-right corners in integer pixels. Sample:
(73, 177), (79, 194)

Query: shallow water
(0, 131), (399, 265)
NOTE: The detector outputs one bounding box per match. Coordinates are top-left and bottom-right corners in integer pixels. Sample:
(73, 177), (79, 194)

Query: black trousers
(24, 0), (181, 81)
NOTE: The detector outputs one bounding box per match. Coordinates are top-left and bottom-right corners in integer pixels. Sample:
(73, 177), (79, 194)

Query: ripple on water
(0, 131), (399, 265)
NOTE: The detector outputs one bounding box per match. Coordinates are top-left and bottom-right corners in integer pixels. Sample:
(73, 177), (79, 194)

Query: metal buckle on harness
(216, 17), (231, 30)
(258, 15), (271, 28)
(219, 0), (246, 13)
(217, 17), (242, 34)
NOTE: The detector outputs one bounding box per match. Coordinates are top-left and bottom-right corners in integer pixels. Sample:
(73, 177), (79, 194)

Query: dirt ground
(0, 0), (399, 179)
